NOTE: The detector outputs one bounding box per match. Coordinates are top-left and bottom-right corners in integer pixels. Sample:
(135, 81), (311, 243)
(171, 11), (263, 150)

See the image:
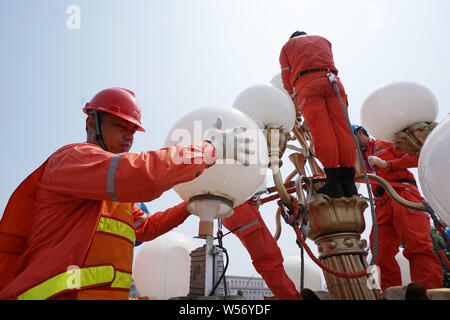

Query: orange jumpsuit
(280, 35), (355, 168)
(362, 138), (443, 290)
(222, 201), (300, 300)
(0, 142), (214, 299)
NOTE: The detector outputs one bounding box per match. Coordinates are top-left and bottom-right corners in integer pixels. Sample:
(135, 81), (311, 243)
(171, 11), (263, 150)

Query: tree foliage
(431, 228), (450, 288)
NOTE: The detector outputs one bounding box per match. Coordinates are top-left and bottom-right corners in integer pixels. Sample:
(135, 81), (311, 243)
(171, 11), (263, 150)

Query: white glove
(204, 118), (254, 166)
(368, 155), (390, 168)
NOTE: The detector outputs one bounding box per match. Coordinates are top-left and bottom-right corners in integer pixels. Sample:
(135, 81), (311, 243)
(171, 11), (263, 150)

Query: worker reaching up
(279, 31), (357, 198)
(352, 124), (443, 290)
(0, 87), (252, 300)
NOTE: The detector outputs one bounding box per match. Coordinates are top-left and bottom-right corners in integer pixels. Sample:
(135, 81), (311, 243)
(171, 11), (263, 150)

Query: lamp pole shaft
(204, 235), (214, 296)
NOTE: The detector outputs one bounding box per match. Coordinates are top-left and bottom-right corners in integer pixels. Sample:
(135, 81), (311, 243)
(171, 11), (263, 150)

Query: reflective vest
(17, 201), (135, 300)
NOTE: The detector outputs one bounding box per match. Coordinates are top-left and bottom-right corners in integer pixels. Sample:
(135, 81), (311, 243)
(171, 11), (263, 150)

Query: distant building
(225, 275), (273, 300)
(129, 275), (274, 300)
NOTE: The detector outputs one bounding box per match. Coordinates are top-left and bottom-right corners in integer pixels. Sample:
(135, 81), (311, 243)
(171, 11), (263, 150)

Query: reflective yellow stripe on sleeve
(17, 265), (115, 300)
(96, 216), (136, 243)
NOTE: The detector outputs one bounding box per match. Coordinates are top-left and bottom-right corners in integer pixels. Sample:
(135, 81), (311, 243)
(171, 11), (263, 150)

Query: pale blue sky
(1, 1), (449, 280)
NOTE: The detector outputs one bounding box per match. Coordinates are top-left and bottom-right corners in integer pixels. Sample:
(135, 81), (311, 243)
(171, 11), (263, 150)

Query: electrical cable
(208, 244), (229, 296)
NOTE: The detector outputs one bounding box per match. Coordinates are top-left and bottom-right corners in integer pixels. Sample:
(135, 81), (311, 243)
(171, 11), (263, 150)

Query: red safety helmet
(83, 87), (145, 132)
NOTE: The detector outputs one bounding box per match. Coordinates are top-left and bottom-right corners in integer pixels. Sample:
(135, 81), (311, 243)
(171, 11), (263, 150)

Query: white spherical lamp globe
(233, 84), (296, 131)
(255, 174), (268, 194)
(133, 232), (196, 299)
(270, 73), (297, 113)
(165, 107), (268, 221)
(418, 114), (450, 226)
(283, 255), (322, 291)
(270, 73), (284, 91)
(361, 82), (438, 142)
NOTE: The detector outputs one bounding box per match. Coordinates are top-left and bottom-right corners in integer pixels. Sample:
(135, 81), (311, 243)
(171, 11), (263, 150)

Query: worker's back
(281, 35), (337, 88)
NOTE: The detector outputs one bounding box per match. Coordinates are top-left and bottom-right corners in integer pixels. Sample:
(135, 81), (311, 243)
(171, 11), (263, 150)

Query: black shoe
(340, 167), (358, 197)
(317, 168), (344, 198)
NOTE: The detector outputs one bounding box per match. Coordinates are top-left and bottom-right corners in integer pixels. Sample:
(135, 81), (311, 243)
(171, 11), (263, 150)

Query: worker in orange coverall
(353, 124), (443, 290)
(0, 87), (251, 300)
(222, 201), (301, 300)
(280, 31), (357, 198)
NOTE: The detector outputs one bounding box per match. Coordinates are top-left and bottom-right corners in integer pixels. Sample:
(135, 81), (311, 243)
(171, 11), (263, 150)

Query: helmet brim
(83, 106), (145, 132)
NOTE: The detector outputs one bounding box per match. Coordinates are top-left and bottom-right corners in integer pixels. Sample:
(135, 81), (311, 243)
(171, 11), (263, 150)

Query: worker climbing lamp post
(232, 83), (381, 299)
(356, 81), (450, 300)
(236, 80), (450, 300)
(361, 80), (450, 240)
(263, 116), (449, 299)
(265, 119), (378, 300)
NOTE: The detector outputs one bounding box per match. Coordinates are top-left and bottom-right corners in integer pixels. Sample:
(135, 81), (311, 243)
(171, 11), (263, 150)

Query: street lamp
(165, 106), (268, 297)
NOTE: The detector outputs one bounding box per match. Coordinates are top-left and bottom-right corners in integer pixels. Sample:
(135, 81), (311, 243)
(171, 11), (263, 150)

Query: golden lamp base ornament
(265, 125), (291, 168)
(393, 121), (437, 155)
(306, 194), (379, 300)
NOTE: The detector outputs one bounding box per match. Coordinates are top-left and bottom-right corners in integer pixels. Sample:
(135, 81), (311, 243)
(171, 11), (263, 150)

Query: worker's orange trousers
(296, 75), (355, 168)
(222, 202), (300, 300)
(369, 186), (443, 290)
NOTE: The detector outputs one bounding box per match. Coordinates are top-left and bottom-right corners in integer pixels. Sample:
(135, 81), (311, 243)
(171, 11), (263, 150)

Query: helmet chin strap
(93, 111), (109, 152)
